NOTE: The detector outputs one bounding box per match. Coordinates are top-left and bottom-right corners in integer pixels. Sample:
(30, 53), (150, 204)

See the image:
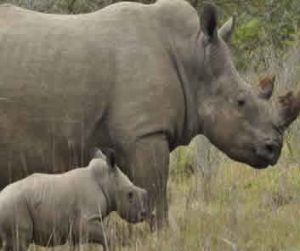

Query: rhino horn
(278, 90), (300, 128)
(258, 75), (275, 100)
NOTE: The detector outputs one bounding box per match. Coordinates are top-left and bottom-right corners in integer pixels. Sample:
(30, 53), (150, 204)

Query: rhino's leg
(12, 233), (31, 251)
(124, 134), (170, 228)
(11, 210), (33, 251)
(2, 242), (11, 251)
(69, 244), (80, 251)
(3, 237), (28, 251)
(1, 236), (11, 251)
(84, 221), (110, 251)
(15, 242), (28, 251)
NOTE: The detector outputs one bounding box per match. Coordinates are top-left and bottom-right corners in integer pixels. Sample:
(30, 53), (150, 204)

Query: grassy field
(29, 141), (300, 251)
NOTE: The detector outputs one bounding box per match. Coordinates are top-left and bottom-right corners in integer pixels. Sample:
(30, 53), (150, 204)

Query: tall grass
(32, 162), (300, 251)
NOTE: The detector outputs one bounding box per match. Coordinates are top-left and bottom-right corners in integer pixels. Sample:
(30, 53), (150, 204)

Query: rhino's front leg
(124, 134), (170, 229)
(84, 221), (110, 251)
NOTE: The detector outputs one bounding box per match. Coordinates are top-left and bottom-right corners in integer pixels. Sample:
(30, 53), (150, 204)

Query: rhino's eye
(237, 98), (246, 107)
(128, 191), (134, 201)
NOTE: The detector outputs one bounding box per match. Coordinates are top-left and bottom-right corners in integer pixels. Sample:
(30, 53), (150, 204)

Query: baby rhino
(0, 149), (148, 250)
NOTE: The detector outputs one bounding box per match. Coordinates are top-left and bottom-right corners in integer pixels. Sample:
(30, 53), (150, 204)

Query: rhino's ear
(105, 149), (116, 170)
(218, 16), (235, 43)
(278, 90), (300, 128)
(201, 3), (218, 43)
(90, 147), (106, 160)
(258, 75), (275, 100)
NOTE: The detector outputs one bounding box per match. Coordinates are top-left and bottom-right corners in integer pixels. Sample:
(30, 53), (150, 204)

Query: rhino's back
(0, 3), (115, 118)
(0, 0), (200, 185)
(0, 4), (127, 181)
(103, 0), (200, 145)
(0, 1), (161, 145)
(0, 0), (199, 96)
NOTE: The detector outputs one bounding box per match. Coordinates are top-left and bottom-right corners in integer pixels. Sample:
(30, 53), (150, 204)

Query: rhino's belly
(0, 100), (83, 187)
(32, 219), (71, 246)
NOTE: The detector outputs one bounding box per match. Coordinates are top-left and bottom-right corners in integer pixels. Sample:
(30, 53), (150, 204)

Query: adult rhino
(0, 0), (299, 226)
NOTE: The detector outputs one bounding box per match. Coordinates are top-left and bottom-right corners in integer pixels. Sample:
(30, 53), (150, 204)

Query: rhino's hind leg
(15, 242), (28, 251)
(1, 234), (29, 251)
(2, 242), (11, 251)
(1, 235), (11, 251)
(12, 233), (31, 251)
(9, 213), (33, 251)
(0, 223), (31, 251)
(124, 134), (170, 229)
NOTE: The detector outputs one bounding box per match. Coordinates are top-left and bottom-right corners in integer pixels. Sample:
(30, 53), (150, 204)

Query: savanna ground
(2, 0), (299, 250)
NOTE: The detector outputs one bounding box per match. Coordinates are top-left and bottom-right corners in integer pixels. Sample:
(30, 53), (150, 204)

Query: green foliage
(189, 0), (300, 70)
(235, 18), (261, 43)
(230, 0), (300, 70)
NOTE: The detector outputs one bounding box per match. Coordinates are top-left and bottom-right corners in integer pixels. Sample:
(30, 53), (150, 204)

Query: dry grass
(29, 158), (300, 251)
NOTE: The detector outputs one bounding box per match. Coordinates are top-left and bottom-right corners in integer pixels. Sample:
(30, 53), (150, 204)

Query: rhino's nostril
(255, 140), (279, 163)
(265, 143), (275, 154)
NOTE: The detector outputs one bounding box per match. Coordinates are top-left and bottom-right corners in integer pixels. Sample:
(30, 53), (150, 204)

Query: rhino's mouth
(247, 150), (280, 169)
(237, 155), (271, 169)
(224, 146), (278, 169)
(128, 212), (147, 223)
(252, 144), (281, 169)
(250, 159), (271, 169)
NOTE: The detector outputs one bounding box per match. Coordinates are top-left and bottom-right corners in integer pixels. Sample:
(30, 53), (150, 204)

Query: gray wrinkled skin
(0, 0), (299, 225)
(0, 150), (147, 250)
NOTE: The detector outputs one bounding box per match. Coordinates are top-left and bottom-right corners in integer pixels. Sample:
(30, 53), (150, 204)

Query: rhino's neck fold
(98, 180), (117, 213)
(90, 165), (117, 213)
(168, 45), (201, 147)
